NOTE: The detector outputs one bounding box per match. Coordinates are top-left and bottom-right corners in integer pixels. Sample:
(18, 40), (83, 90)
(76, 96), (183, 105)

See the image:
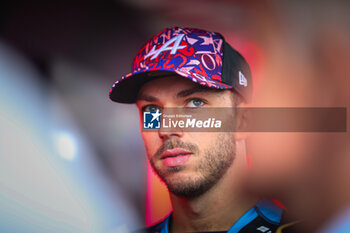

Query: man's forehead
(137, 75), (224, 100)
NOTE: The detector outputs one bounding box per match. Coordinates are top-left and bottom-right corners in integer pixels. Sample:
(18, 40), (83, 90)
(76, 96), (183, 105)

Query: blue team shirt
(146, 199), (283, 233)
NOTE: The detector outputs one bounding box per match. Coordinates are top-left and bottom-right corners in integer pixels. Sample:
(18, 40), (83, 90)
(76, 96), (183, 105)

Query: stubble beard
(149, 135), (235, 198)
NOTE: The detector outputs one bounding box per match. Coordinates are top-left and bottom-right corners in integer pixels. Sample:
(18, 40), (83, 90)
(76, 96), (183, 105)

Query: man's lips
(160, 148), (192, 159)
(160, 148), (192, 167)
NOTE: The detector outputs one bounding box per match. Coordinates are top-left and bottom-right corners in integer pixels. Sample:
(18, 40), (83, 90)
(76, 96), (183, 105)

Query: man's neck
(169, 162), (258, 233)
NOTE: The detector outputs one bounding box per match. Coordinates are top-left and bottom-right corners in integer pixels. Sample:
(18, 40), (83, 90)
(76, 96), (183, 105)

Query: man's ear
(235, 102), (251, 140)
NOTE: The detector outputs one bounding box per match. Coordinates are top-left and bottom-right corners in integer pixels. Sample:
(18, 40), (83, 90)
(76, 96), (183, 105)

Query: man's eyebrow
(137, 86), (222, 101)
(137, 94), (159, 102)
(176, 86), (222, 98)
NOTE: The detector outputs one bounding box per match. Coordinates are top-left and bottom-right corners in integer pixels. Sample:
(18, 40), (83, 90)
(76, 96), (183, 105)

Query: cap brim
(109, 69), (232, 103)
(109, 70), (175, 103)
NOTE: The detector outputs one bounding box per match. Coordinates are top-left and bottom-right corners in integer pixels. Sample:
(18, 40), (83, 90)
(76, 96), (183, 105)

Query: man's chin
(156, 172), (210, 198)
(166, 178), (212, 198)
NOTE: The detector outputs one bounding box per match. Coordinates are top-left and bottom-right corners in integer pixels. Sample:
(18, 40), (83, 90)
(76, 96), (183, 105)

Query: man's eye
(186, 98), (205, 108)
(142, 104), (161, 112)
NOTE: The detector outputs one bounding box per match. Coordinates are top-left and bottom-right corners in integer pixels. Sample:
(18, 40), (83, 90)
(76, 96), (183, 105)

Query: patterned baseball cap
(109, 27), (252, 103)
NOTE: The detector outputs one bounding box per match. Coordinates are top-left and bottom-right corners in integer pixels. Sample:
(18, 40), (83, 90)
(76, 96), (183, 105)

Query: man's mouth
(160, 148), (192, 167)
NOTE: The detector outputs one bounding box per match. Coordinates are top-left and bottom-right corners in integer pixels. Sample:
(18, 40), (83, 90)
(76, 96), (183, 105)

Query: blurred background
(0, 0), (349, 232)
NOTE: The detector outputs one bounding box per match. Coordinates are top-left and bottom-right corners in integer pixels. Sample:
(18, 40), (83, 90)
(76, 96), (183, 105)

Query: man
(109, 27), (285, 233)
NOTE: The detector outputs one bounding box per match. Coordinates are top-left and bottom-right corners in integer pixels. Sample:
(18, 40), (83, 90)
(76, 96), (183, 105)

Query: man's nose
(158, 108), (184, 140)
(158, 128), (184, 140)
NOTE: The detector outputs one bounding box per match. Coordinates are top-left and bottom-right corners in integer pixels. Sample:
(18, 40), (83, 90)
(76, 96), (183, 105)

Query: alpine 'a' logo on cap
(144, 34), (187, 60)
(239, 71), (248, 87)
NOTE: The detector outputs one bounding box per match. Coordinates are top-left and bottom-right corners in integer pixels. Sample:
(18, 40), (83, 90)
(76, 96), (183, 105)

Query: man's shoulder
(236, 199), (300, 233)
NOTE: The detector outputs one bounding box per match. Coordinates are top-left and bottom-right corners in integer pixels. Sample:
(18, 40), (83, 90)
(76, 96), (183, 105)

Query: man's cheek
(142, 133), (159, 156)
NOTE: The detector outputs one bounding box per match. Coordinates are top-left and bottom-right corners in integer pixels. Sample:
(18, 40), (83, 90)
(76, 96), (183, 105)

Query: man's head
(109, 27), (253, 198)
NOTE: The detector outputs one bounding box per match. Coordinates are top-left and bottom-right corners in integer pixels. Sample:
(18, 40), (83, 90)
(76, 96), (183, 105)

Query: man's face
(136, 76), (238, 198)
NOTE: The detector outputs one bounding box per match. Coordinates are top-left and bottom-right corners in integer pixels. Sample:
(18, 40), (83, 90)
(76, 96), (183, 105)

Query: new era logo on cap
(239, 71), (248, 87)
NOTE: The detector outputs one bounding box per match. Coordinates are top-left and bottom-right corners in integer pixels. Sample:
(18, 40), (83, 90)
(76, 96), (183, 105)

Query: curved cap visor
(109, 70), (232, 103)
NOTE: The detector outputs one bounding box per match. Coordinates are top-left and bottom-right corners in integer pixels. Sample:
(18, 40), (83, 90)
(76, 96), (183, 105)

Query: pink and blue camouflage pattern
(110, 27), (232, 92)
